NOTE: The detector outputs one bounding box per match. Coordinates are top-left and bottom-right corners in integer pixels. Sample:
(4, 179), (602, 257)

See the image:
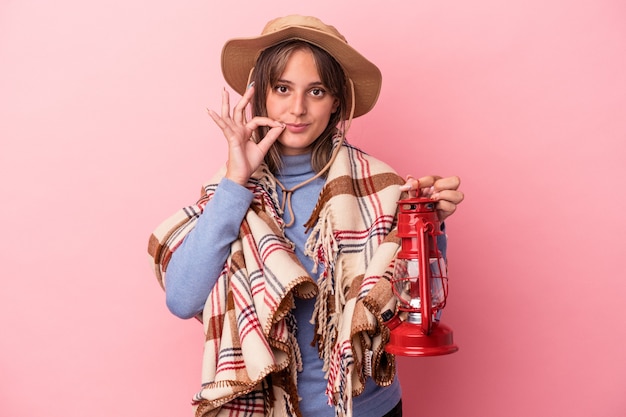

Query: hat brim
(221, 26), (382, 118)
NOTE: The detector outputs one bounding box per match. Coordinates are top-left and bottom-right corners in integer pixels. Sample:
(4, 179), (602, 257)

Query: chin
(278, 139), (315, 155)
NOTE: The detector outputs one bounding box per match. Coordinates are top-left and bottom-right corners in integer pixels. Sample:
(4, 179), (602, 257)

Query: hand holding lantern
(384, 195), (458, 357)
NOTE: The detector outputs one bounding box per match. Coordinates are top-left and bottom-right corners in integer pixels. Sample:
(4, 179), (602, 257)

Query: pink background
(2, 1), (625, 416)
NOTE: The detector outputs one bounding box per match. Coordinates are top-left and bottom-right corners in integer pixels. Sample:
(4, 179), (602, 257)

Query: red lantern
(384, 196), (458, 357)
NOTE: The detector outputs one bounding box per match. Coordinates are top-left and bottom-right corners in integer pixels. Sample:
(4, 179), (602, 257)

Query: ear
(331, 98), (340, 113)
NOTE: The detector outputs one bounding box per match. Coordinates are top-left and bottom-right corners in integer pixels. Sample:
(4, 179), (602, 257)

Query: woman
(148, 15), (463, 417)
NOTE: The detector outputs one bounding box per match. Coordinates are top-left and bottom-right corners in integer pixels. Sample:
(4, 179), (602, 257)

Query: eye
(274, 85), (289, 94)
(310, 88), (326, 97)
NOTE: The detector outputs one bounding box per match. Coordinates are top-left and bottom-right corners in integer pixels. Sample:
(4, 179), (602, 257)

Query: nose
(290, 92), (307, 116)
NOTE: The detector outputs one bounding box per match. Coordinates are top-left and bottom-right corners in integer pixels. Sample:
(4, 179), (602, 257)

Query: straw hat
(221, 15), (382, 118)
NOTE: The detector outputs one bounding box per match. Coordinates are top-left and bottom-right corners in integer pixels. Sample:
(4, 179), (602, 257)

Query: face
(265, 48), (339, 156)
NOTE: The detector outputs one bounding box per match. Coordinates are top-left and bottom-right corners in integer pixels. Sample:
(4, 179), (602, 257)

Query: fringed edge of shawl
(193, 335), (303, 417)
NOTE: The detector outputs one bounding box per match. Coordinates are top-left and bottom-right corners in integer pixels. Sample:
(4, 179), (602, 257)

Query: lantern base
(386, 321), (458, 357)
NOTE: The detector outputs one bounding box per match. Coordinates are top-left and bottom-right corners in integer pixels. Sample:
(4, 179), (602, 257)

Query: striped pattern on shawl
(147, 143), (405, 417)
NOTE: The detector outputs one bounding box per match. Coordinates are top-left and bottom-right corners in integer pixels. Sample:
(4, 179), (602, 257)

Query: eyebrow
(275, 79), (326, 88)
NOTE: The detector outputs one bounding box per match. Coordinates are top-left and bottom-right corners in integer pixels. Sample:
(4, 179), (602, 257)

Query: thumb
(256, 123), (285, 155)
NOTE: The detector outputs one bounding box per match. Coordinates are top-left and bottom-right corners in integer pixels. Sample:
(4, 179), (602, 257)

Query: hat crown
(262, 15), (347, 44)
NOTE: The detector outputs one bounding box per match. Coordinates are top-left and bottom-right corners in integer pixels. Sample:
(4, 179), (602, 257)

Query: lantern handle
(418, 220), (433, 335)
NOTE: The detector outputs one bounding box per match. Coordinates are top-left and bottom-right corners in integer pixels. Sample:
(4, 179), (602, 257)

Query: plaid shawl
(148, 143), (405, 417)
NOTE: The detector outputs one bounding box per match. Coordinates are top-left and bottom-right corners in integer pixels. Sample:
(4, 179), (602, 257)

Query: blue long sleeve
(165, 178), (254, 319)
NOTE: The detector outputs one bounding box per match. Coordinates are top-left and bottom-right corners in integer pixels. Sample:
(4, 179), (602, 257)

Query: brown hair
(250, 40), (348, 174)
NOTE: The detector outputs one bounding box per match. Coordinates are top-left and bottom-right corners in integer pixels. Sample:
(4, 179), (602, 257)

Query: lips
(285, 123), (309, 133)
